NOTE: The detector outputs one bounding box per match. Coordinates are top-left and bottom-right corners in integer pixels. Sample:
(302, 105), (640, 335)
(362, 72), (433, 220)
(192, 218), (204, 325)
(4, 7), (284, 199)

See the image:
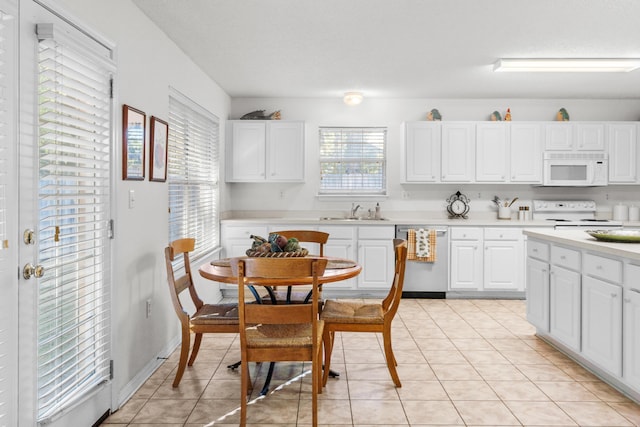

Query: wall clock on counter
(446, 191), (470, 219)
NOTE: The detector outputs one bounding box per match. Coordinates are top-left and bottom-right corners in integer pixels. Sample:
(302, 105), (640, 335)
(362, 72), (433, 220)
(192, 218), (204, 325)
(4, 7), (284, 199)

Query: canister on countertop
(629, 205), (640, 221)
(613, 203), (629, 221)
(518, 206), (525, 221)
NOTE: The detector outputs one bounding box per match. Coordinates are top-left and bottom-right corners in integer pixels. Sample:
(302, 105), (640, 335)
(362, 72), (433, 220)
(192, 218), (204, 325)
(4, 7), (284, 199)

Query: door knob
(23, 263), (45, 280)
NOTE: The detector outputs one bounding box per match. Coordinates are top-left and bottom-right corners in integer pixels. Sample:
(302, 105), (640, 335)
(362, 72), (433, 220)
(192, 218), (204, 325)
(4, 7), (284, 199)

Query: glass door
(18, 2), (115, 425)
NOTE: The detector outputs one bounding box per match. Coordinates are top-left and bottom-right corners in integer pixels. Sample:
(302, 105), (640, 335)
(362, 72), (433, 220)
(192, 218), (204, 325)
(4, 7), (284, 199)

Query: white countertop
(523, 228), (640, 261)
(221, 216), (557, 227)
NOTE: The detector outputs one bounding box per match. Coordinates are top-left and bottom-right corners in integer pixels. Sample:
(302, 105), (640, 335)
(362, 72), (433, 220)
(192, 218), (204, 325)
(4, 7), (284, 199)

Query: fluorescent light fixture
(343, 91), (363, 105)
(494, 58), (640, 73)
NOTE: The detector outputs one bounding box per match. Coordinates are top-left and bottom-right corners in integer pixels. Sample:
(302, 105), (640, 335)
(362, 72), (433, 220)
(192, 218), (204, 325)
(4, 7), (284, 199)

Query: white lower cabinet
(624, 288), (640, 392)
(450, 228), (482, 290)
(624, 262), (640, 392)
(581, 276), (622, 376)
(318, 225), (357, 290)
(357, 226), (395, 289)
(450, 227), (524, 293)
(549, 264), (581, 352)
(526, 237), (640, 399)
(526, 257), (549, 332)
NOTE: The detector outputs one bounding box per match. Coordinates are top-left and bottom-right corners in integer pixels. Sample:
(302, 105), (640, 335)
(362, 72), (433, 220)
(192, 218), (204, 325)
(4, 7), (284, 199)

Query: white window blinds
(36, 25), (113, 421)
(319, 127), (387, 194)
(168, 90), (219, 263)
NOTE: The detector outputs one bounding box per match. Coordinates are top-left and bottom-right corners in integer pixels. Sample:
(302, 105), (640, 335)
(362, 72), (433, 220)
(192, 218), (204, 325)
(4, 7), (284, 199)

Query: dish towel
(407, 229), (436, 262)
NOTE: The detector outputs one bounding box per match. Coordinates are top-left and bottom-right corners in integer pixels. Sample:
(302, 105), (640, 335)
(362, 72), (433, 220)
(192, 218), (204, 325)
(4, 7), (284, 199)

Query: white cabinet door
(403, 122), (440, 182)
(575, 123), (605, 151)
(441, 122), (475, 182)
(607, 123), (638, 183)
(484, 240), (521, 290)
(581, 276), (622, 376)
(623, 288), (640, 392)
(526, 257), (550, 332)
(267, 121), (305, 181)
(320, 225), (357, 290)
(450, 239), (482, 290)
(357, 239), (394, 289)
(226, 121), (304, 182)
(227, 121), (266, 181)
(549, 265), (581, 352)
(510, 123), (542, 183)
(545, 123), (573, 150)
(476, 123), (509, 182)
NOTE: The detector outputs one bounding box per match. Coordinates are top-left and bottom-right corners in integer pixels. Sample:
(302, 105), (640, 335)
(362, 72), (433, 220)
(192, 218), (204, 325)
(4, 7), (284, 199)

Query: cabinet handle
(533, 248), (538, 252)
(596, 265), (603, 270)
(624, 298), (631, 303)
(611, 293), (618, 298)
(499, 234), (503, 238)
(560, 255), (566, 260)
(542, 269), (547, 273)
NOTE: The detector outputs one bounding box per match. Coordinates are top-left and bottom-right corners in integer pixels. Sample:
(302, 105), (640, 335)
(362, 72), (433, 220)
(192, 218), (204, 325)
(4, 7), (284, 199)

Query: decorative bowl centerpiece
(586, 229), (640, 243)
(245, 233), (309, 257)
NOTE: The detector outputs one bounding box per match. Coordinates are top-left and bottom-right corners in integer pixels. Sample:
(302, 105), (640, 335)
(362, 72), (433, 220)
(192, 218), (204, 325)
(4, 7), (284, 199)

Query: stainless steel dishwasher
(395, 225), (449, 298)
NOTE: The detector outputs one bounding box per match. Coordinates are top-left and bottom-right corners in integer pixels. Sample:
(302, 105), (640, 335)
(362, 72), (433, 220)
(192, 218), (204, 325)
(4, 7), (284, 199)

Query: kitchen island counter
(523, 228), (640, 261)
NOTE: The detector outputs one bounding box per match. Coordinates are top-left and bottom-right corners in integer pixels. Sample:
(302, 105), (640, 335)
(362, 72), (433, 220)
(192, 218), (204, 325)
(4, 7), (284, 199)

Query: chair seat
(246, 320), (325, 348)
(191, 303), (239, 325)
(321, 300), (384, 324)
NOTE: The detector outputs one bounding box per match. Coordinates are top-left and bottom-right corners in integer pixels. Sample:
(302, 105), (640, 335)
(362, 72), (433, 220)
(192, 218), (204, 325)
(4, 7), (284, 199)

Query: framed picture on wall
(149, 116), (169, 182)
(122, 104), (146, 180)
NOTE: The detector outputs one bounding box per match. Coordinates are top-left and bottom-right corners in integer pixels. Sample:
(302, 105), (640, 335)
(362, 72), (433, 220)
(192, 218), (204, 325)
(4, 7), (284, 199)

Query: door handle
(23, 263), (45, 280)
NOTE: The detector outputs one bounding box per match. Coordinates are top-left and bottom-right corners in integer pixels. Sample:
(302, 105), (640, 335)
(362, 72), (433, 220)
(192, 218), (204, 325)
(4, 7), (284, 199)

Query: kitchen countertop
(523, 228), (640, 261)
(221, 215), (640, 228)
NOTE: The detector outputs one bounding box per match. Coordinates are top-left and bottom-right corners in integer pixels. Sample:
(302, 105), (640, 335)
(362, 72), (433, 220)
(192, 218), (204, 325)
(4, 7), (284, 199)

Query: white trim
(115, 334), (181, 410)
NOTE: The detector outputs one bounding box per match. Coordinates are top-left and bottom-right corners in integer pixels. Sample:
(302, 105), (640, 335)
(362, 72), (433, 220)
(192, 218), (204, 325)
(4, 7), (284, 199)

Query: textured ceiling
(133, 0), (640, 99)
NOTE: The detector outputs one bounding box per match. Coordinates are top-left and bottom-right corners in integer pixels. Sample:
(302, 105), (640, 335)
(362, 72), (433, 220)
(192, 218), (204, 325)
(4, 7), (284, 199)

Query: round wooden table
(199, 256), (361, 394)
(198, 256), (362, 285)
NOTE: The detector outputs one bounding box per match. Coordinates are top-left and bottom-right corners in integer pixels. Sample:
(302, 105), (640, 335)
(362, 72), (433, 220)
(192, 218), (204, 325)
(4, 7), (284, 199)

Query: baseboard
(115, 334), (181, 410)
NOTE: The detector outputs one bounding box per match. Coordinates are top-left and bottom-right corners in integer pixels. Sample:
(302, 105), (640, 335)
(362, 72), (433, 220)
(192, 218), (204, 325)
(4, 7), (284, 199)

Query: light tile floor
(101, 299), (640, 426)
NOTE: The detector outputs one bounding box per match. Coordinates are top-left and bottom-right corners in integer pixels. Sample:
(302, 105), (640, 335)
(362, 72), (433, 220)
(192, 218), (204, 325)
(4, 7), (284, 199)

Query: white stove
(532, 200), (623, 229)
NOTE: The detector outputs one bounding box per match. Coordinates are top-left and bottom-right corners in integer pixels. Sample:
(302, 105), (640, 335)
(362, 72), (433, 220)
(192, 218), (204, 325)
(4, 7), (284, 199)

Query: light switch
(129, 190), (135, 209)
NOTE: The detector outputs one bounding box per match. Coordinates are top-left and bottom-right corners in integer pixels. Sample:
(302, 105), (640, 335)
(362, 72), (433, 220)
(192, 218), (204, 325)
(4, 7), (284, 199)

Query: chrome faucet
(350, 203), (361, 218)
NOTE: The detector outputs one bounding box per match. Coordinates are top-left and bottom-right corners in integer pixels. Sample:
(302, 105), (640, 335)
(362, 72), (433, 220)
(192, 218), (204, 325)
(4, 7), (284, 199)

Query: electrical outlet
(129, 190), (135, 209)
(402, 191), (410, 199)
(146, 299), (152, 318)
(279, 190), (285, 199)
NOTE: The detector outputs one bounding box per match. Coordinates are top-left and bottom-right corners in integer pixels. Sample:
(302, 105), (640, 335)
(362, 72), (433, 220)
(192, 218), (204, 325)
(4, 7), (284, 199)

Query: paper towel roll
(629, 206), (640, 221)
(613, 204), (629, 221)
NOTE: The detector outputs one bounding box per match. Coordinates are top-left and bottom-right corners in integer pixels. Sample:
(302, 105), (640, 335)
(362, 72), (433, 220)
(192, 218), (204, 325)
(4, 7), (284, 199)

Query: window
(167, 89), (219, 263)
(319, 127), (386, 194)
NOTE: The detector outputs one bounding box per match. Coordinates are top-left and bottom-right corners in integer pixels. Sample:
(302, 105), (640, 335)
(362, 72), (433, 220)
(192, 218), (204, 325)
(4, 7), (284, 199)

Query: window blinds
(168, 90), (219, 263)
(319, 127), (387, 194)
(36, 27), (113, 421)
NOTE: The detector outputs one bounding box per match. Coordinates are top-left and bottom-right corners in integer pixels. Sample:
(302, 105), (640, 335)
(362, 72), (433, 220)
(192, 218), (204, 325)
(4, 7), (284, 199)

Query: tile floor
(101, 299), (640, 426)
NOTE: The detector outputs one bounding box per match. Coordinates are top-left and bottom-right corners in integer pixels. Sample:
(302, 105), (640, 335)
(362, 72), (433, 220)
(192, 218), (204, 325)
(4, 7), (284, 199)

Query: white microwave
(542, 152), (608, 186)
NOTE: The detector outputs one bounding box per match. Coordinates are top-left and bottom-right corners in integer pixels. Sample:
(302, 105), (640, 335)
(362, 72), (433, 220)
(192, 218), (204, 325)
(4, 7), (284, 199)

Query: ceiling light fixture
(343, 91), (363, 106)
(494, 58), (640, 73)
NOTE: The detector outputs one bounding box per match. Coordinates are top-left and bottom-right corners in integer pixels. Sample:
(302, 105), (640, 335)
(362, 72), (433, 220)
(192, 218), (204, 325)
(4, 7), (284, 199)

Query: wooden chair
(164, 238), (239, 387)
(262, 230), (329, 305)
(231, 256), (327, 427)
(320, 239), (407, 387)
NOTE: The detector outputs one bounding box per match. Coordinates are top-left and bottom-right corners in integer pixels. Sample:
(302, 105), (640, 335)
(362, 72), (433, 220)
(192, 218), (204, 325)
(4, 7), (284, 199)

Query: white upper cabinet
(607, 123), (638, 184)
(441, 122), (475, 182)
(544, 122), (605, 151)
(226, 120), (305, 182)
(402, 122), (440, 182)
(545, 122), (573, 150)
(476, 123), (509, 182)
(575, 123), (605, 151)
(510, 123), (543, 183)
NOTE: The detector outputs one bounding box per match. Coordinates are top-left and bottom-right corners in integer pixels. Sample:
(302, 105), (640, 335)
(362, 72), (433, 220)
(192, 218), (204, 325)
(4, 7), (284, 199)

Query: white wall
(229, 98), (640, 218)
(53, 0), (231, 406)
